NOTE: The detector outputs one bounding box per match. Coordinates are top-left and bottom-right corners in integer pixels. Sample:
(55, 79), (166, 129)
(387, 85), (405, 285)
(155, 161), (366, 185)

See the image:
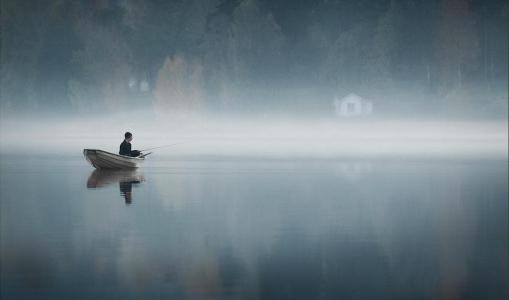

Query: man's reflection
(87, 169), (144, 204)
(119, 179), (141, 205)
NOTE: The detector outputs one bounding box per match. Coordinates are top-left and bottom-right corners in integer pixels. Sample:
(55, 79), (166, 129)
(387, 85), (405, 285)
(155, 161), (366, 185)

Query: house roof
(342, 93), (363, 101)
(334, 93), (364, 104)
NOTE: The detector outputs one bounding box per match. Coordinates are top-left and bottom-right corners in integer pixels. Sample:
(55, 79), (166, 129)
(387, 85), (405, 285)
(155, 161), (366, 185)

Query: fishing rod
(139, 143), (181, 152)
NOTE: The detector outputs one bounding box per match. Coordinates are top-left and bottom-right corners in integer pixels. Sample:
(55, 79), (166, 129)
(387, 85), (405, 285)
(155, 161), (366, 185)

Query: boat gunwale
(84, 149), (145, 161)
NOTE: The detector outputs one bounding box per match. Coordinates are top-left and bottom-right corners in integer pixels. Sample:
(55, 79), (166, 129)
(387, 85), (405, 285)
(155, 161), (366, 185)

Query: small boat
(83, 149), (145, 169)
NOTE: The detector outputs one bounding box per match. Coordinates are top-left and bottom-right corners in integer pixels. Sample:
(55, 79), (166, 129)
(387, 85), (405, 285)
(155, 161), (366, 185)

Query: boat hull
(83, 149), (144, 169)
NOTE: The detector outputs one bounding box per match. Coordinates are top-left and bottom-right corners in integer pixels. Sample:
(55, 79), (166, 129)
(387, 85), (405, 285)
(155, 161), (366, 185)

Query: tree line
(1, 0), (507, 117)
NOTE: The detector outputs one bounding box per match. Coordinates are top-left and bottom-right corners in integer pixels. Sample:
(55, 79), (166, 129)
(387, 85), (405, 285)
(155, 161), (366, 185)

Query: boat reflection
(86, 169), (145, 204)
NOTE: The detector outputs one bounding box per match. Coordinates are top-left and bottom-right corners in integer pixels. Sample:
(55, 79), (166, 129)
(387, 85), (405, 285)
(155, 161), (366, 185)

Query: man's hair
(125, 132), (132, 139)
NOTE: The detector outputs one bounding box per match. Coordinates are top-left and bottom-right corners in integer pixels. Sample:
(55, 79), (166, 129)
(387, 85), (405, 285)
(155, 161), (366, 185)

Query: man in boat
(119, 132), (141, 157)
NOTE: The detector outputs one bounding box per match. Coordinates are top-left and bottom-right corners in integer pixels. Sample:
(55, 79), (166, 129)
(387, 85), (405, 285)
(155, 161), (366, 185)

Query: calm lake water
(1, 154), (507, 299)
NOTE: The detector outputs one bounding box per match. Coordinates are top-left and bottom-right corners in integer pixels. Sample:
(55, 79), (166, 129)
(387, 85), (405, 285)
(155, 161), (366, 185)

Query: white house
(333, 93), (373, 117)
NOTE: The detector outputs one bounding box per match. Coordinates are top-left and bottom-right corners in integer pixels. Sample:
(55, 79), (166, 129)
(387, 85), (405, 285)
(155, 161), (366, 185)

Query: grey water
(1, 154), (507, 299)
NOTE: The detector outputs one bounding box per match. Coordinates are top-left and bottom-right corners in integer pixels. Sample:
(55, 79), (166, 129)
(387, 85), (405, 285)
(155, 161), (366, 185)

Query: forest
(1, 0), (507, 118)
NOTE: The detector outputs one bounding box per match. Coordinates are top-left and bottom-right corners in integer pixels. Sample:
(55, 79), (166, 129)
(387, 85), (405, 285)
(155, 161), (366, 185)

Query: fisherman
(119, 132), (141, 157)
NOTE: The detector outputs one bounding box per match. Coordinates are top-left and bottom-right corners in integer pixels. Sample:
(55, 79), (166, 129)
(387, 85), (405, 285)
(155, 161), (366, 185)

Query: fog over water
(1, 114), (507, 159)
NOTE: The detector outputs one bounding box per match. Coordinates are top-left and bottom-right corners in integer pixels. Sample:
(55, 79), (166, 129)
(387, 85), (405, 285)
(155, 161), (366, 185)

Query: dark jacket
(119, 140), (132, 156)
(119, 140), (140, 157)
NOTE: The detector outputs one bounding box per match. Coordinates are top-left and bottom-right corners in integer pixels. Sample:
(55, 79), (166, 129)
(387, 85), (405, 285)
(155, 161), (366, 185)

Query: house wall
(334, 97), (373, 117)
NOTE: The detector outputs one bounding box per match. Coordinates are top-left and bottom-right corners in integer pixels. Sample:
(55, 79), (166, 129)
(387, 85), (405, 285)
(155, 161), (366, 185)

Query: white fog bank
(1, 115), (507, 160)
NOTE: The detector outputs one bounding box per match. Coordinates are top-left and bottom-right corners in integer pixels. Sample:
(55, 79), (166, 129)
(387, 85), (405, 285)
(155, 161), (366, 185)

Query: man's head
(124, 132), (133, 142)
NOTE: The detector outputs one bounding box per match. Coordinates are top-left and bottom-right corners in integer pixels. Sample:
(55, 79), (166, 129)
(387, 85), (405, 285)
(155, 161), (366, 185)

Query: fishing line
(139, 143), (181, 152)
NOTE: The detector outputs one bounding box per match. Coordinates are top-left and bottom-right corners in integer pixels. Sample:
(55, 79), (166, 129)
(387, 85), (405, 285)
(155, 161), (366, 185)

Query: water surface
(1, 154), (507, 299)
